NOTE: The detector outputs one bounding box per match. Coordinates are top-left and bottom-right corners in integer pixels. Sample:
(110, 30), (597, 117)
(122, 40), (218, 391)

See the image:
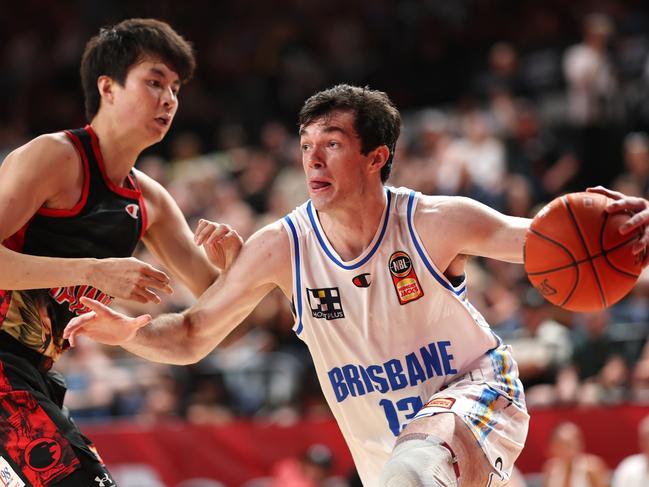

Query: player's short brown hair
(80, 18), (195, 121)
(299, 84), (401, 183)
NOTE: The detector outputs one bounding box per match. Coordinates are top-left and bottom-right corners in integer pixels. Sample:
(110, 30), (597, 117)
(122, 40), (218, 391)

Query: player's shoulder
(234, 219), (291, 289)
(251, 219), (290, 248)
(3, 132), (78, 173)
(132, 167), (165, 196)
(6, 132), (79, 171)
(415, 193), (477, 218)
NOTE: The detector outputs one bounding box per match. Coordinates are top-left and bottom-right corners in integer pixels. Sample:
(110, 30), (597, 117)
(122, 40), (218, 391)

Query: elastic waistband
(0, 332), (54, 372)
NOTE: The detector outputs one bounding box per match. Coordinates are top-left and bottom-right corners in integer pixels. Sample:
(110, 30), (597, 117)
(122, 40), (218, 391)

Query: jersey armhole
(128, 172), (148, 239)
(405, 191), (467, 298)
(36, 131), (91, 217)
(281, 215), (304, 336)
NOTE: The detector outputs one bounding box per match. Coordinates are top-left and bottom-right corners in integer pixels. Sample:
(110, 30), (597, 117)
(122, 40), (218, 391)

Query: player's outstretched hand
(91, 256), (173, 304)
(64, 297), (151, 347)
(587, 186), (649, 259)
(194, 219), (243, 271)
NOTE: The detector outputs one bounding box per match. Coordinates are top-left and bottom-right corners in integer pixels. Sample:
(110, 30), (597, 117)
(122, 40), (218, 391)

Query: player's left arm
(136, 169), (243, 297)
(415, 195), (531, 268)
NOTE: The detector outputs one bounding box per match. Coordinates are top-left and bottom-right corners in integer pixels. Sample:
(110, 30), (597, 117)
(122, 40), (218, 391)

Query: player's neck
(89, 118), (145, 186)
(318, 186), (387, 261)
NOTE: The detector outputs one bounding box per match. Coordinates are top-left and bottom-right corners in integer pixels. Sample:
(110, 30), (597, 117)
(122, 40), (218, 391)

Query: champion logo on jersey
(388, 251), (424, 305)
(306, 287), (345, 320)
(125, 204), (140, 219)
(352, 273), (371, 288)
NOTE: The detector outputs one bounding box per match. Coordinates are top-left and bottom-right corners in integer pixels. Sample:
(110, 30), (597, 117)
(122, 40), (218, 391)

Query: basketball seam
(526, 239), (639, 275)
(527, 227), (580, 307)
(563, 195), (607, 307)
(600, 215), (642, 279)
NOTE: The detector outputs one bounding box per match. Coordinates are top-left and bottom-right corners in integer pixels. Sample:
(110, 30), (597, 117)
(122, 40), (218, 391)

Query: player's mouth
(154, 116), (171, 127)
(308, 179), (332, 192)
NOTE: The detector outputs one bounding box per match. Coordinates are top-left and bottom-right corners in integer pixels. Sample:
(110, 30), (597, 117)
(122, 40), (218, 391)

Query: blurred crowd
(4, 0), (649, 484)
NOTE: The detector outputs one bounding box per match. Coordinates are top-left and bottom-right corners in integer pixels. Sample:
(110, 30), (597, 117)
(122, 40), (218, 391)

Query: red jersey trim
(86, 124), (143, 200)
(128, 173), (149, 239)
(2, 215), (33, 252)
(36, 131), (91, 217)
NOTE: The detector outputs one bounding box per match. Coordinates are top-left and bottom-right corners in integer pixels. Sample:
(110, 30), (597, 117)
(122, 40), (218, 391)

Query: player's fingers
(68, 329), (81, 348)
(220, 229), (242, 247)
(133, 314), (152, 328)
(63, 311), (97, 340)
(142, 265), (171, 286)
(78, 297), (114, 316)
(196, 226), (216, 246)
(194, 219), (207, 237)
(619, 209), (649, 235)
(138, 275), (173, 295)
(194, 220), (216, 245)
(632, 241), (647, 255)
(205, 226), (230, 246)
(608, 198), (648, 215)
(587, 186), (624, 200)
(134, 287), (161, 304)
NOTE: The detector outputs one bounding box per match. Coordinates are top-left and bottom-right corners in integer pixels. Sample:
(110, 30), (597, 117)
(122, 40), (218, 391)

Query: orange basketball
(524, 192), (645, 312)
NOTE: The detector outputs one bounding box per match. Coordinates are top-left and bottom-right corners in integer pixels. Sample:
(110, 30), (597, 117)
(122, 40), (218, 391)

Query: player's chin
(309, 192), (334, 211)
(149, 122), (171, 140)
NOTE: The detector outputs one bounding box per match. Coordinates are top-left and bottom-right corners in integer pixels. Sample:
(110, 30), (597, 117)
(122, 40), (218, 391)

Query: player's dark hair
(80, 18), (195, 121)
(299, 84), (401, 183)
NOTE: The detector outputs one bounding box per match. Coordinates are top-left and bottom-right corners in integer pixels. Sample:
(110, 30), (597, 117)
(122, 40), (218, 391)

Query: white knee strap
(379, 433), (460, 487)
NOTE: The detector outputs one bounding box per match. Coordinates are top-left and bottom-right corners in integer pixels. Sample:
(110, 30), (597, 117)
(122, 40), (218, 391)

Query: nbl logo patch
(388, 251), (424, 305)
(307, 287), (345, 320)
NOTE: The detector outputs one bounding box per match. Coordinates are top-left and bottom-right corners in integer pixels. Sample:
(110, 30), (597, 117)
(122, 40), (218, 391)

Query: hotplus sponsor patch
(306, 287), (345, 320)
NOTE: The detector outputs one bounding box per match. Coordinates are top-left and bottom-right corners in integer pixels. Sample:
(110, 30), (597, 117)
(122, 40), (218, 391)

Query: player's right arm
(0, 135), (171, 302)
(64, 221), (292, 364)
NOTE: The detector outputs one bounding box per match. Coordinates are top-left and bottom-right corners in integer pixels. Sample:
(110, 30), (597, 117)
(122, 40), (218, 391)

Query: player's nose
(161, 87), (177, 110)
(307, 146), (325, 168)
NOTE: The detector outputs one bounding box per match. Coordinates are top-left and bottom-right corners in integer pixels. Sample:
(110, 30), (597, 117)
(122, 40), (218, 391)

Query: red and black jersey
(0, 125), (148, 361)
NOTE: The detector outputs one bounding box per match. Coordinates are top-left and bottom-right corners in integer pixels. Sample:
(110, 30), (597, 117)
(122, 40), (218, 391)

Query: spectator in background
(271, 444), (346, 487)
(563, 12), (625, 189)
(564, 13), (621, 128)
(611, 132), (649, 197)
(443, 109), (507, 208)
(612, 414), (649, 487)
(507, 286), (572, 407)
(505, 100), (580, 200)
(543, 421), (609, 487)
(474, 42), (531, 102)
(568, 310), (629, 405)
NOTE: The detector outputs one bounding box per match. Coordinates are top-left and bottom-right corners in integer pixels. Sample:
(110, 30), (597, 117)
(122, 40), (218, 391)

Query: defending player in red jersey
(0, 19), (241, 486)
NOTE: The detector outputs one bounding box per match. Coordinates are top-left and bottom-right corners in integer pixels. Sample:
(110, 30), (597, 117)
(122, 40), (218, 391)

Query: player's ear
(97, 75), (115, 104)
(368, 145), (390, 175)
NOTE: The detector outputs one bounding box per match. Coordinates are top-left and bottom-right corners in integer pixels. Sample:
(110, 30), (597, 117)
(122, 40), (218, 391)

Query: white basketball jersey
(281, 187), (522, 485)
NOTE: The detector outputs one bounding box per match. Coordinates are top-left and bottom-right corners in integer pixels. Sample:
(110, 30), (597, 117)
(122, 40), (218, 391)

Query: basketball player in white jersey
(64, 85), (649, 486)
